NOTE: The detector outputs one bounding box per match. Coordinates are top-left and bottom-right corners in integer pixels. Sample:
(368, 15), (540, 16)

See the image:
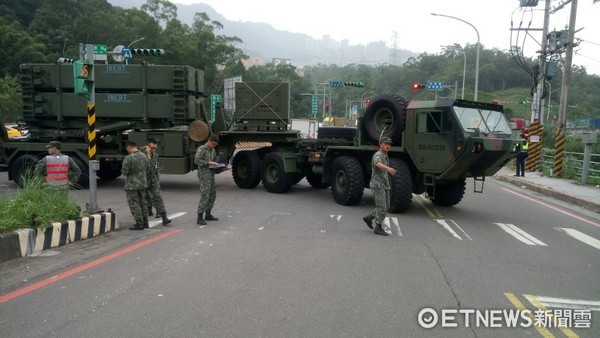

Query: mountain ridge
(108, 0), (416, 66)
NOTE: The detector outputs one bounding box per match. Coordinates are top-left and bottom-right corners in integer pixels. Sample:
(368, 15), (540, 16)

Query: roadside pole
(80, 43), (101, 213)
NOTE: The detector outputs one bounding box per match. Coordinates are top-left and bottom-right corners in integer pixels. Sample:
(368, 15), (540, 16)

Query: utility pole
(525, 0), (551, 172)
(553, 0), (578, 177)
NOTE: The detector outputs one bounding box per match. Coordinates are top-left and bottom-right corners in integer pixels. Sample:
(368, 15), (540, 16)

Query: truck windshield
(453, 106), (512, 135)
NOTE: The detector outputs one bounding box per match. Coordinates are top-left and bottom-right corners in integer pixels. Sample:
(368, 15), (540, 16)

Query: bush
(0, 175), (81, 233)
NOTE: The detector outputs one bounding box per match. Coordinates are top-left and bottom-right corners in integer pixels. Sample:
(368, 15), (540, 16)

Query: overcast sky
(174, 0), (600, 76)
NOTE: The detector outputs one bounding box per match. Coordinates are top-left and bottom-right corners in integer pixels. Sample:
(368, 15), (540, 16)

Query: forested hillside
(1, 0), (598, 124)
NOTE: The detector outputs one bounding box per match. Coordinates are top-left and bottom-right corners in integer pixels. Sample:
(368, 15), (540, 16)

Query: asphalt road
(0, 170), (599, 337)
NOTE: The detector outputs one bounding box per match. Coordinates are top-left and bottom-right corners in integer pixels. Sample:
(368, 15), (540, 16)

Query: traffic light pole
(81, 43), (101, 214)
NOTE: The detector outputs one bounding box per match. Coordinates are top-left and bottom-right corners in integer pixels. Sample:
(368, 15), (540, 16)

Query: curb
(0, 211), (119, 263)
(495, 175), (600, 213)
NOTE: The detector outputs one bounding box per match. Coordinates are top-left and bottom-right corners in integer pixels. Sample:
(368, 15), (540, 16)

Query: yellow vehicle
(4, 124), (27, 139)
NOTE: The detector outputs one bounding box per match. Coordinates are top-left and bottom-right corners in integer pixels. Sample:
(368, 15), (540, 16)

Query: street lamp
(431, 13), (480, 101)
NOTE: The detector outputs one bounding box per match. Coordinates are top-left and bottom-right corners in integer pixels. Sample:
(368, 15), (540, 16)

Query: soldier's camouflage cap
(380, 137), (393, 144)
(45, 140), (61, 148)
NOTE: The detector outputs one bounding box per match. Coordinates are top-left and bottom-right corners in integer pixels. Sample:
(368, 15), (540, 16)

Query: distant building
(241, 56), (267, 69)
(272, 58), (291, 66)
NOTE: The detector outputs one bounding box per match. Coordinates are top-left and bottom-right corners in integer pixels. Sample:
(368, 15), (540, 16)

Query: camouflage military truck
(215, 88), (519, 212)
(1, 63), (211, 187)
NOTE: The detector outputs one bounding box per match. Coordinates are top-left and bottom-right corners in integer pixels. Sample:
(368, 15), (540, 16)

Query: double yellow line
(414, 194), (443, 219)
(504, 293), (579, 337)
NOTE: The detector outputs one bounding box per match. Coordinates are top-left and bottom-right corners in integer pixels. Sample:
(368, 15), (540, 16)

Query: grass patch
(0, 175), (81, 233)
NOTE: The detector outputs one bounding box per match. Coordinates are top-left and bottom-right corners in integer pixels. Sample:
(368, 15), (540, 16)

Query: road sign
(93, 44), (107, 61)
(311, 95), (318, 116)
(122, 47), (132, 60)
(211, 94), (222, 122)
(427, 81), (444, 91)
(112, 45), (125, 62)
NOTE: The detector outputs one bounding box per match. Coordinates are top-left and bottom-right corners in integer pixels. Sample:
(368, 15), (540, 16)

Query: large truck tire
(330, 156), (364, 205)
(317, 126), (357, 141)
(306, 170), (330, 189)
(388, 158), (413, 213)
(232, 150), (261, 189)
(69, 155), (89, 189)
(260, 152), (294, 193)
(10, 154), (38, 187)
(97, 161), (122, 180)
(364, 94), (408, 145)
(431, 179), (466, 207)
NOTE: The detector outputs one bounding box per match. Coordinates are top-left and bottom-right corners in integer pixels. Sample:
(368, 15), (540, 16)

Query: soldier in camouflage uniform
(363, 137), (396, 236)
(121, 140), (149, 230)
(141, 138), (171, 226)
(34, 140), (81, 193)
(195, 134), (222, 225)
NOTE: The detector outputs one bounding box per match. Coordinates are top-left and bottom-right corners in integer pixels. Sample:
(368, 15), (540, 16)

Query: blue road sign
(122, 47), (132, 60)
(427, 81), (444, 91)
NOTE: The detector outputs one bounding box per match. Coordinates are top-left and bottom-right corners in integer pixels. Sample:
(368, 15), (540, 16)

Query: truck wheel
(431, 179), (466, 207)
(364, 94), (408, 145)
(232, 151), (261, 189)
(388, 158), (413, 213)
(10, 154), (38, 187)
(306, 170), (330, 189)
(69, 155), (89, 189)
(98, 162), (122, 180)
(260, 152), (294, 193)
(331, 156), (364, 205)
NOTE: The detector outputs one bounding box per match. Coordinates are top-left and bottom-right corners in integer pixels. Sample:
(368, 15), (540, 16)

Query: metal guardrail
(540, 148), (600, 183)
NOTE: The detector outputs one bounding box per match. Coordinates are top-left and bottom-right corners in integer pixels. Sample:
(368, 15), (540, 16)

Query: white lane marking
(495, 223), (547, 246)
(149, 212), (187, 228)
(556, 227), (600, 251)
(329, 215), (342, 222)
(435, 219), (472, 240)
(382, 218), (392, 235)
(531, 295), (600, 311)
(436, 219), (465, 240)
(389, 217), (402, 237)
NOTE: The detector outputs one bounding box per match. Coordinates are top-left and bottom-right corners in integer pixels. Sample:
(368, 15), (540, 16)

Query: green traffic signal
(343, 81), (364, 87)
(131, 48), (165, 56)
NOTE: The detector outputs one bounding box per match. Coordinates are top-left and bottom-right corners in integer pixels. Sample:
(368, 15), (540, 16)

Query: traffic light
(343, 81), (364, 87)
(412, 83), (426, 90)
(329, 80), (343, 87)
(57, 57), (75, 64)
(131, 48), (165, 56)
(73, 60), (93, 98)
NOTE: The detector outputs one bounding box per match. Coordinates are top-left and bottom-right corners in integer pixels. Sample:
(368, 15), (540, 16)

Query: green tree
(0, 75), (22, 123)
(141, 0), (178, 24)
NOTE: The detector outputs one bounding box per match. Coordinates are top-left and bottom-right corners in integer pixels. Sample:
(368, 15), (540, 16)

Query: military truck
(214, 85), (519, 212)
(1, 63), (212, 187)
(1, 62), (518, 212)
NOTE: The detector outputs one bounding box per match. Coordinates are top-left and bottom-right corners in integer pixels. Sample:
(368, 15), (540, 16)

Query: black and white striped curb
(0, 211), (118, 263)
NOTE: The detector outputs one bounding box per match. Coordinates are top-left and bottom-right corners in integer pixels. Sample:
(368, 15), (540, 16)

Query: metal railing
(540, 148), (600, 184)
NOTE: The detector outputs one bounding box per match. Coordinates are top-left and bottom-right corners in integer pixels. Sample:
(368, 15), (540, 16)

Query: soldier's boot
(160, 212), (172, 226)
(147, 207), (153, 216)
(143, 217), (149, 229)
(205, 211), (218, 221)
(373, 223), (389, 236)
(362, 215), (374, 229)
(129, 224), (145, 231)
(197, 213), (207, 225)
